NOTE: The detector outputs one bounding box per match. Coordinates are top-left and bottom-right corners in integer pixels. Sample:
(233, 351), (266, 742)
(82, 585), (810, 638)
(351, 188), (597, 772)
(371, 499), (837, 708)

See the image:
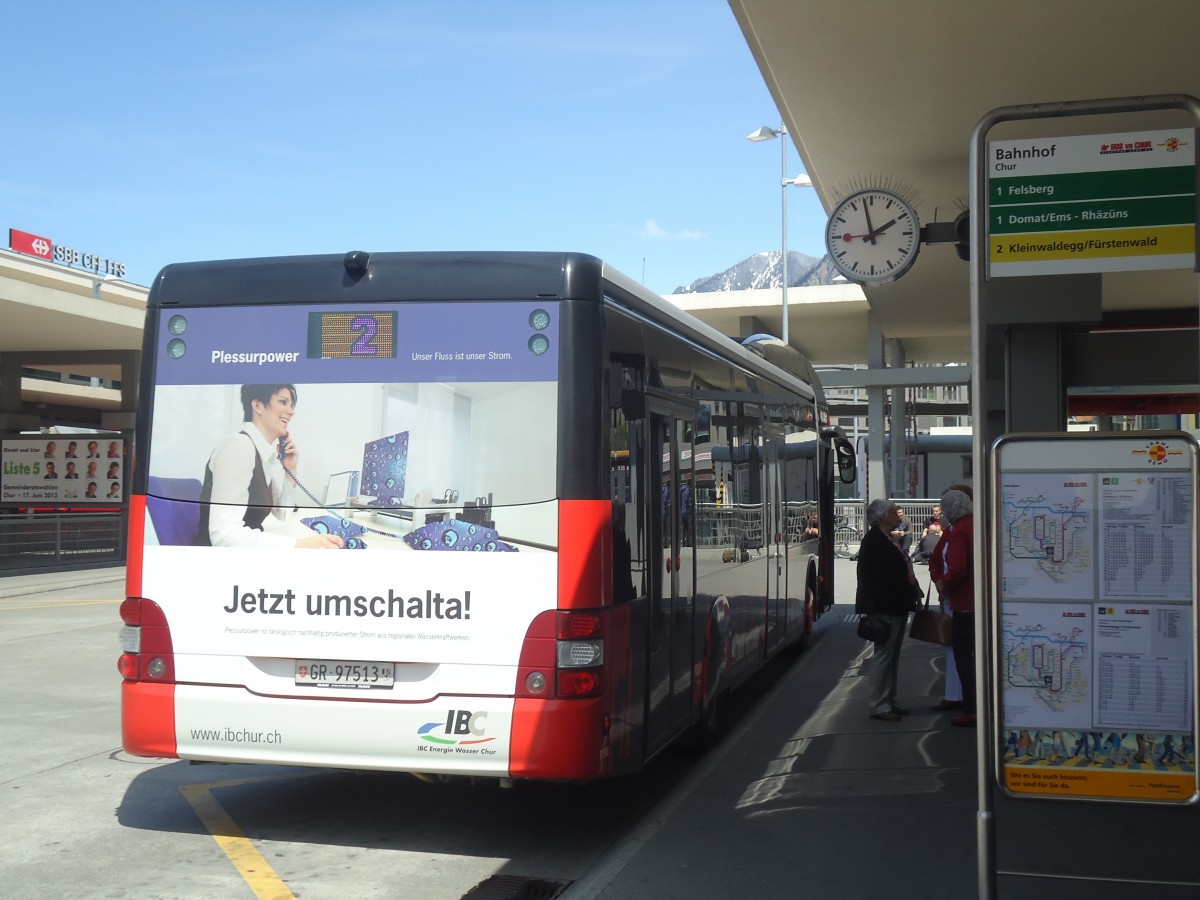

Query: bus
(119, 251), (856, 782)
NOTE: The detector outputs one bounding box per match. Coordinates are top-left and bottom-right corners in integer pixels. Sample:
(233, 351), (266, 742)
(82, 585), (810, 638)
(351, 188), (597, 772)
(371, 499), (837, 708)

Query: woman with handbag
(855, 499), (923, 722)
(929, 488), (976, 727)
(924, 496), (963, 712)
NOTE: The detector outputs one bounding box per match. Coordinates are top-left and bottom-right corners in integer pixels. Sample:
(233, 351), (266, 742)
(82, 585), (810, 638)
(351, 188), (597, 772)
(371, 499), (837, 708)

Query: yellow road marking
(180, 773), (316, 900)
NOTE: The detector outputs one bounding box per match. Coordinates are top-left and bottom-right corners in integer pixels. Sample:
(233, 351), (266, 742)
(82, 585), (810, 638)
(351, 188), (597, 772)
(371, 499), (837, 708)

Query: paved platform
(567, 556), (981, 898)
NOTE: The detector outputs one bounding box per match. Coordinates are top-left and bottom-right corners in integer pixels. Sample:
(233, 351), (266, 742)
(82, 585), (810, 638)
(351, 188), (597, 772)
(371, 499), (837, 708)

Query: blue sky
(3, 2), (828, 296)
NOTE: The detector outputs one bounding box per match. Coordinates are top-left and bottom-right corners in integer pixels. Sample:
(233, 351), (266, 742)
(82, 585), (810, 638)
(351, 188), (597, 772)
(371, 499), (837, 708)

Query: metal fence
(693, 505), (760, 550)
(691, 498), (940, 555)
(832, 499), (940, 554)
(0, 513), (125, 572)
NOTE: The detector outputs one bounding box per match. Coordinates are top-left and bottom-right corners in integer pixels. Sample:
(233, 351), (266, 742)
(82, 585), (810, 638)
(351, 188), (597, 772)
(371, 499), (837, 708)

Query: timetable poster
(995, 434), (1198, 803)
(1, 437), (125, 503)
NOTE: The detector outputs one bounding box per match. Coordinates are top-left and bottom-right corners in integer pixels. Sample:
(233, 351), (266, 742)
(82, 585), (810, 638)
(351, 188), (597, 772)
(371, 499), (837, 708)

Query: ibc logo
(417, 709), (494, 746)
(446, 709), (487, 736)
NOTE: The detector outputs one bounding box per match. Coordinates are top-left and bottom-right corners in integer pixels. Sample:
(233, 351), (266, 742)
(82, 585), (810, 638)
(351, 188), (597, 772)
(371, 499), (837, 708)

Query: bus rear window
(143, 301), (558, 547)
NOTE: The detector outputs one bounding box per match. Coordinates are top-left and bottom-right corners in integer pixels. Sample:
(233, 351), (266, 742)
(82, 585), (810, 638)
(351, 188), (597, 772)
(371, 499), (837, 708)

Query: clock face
(825, 188), (920, 285)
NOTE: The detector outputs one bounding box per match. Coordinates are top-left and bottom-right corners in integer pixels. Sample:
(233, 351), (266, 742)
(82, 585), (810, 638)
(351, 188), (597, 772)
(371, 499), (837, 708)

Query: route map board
(993, 433), (1198, 803)
(988, 127), (1195, 277)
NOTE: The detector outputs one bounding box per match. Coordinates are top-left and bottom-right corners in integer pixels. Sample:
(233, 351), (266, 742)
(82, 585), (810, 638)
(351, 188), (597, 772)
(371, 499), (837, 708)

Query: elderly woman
(855, 498), (923, 721)
(929, 488), (976, 726)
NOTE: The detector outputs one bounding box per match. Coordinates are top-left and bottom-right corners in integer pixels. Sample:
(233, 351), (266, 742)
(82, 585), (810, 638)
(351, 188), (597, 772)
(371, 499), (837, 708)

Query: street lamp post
(747, 124), (813, 347)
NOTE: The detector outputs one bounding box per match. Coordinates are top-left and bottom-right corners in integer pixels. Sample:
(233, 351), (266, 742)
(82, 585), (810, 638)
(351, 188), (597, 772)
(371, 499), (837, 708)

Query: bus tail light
(557, 639), (603, 667)
(516, 609), (606, 699)
(117, 597), (176, 683)
(555, 610), (604, 698)
(560, 612), (602, 638)
(558, 669), (602, 697)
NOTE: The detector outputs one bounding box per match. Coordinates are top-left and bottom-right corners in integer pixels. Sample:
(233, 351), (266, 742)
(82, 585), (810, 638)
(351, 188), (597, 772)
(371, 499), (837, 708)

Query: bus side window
(610, 406), (639, 602)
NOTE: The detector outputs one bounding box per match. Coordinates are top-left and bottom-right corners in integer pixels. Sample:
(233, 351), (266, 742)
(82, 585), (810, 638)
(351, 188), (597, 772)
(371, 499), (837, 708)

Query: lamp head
(746, 125), (782, 142)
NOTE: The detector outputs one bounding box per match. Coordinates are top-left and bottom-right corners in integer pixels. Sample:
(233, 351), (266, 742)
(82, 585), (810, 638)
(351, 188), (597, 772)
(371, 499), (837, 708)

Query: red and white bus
(120, 251), (855, 781)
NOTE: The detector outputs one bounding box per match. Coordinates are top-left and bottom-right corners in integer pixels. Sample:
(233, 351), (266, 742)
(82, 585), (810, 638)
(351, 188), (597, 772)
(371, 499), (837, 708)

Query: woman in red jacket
(929, 488), (975, 727)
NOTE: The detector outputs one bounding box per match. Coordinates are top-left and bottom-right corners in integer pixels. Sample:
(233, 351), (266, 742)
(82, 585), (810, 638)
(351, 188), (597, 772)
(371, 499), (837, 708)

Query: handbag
(856, 612), (892, 644)
(909, 582), (953, 645)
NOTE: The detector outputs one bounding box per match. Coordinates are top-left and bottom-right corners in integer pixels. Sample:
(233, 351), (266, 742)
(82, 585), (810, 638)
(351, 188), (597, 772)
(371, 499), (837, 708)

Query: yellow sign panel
(1005, 763), (1194, 802)
(990, 224), (1194, 271)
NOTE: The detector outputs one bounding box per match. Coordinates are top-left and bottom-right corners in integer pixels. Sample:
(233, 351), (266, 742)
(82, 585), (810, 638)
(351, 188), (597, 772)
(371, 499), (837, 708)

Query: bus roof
(148, 250), (821, 403)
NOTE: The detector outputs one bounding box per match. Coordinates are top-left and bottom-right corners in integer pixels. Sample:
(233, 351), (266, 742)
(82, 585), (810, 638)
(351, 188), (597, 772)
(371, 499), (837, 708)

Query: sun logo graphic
(1158, 136), (1188, 152)
(1138, 441), (1182, 465)
(418, 710), (495, 745)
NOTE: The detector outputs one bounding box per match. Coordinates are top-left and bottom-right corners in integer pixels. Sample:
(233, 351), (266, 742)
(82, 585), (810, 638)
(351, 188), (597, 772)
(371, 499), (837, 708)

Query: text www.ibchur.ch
(189, 727), (282, 744)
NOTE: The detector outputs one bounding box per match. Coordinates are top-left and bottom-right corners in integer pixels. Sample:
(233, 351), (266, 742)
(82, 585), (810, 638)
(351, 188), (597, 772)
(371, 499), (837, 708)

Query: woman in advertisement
(195, 383), (342, 549)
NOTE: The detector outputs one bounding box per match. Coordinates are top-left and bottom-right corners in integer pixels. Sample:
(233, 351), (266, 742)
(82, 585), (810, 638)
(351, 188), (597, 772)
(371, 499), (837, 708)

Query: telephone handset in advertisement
(272, 432), (403, 550)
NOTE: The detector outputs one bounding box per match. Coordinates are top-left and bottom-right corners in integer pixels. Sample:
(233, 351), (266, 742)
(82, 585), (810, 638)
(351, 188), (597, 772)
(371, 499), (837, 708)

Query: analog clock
(825, 188), (920, 285)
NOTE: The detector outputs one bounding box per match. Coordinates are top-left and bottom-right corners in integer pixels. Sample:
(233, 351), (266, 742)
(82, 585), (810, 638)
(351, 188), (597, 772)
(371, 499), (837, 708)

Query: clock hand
(861, 200), (876, 245)
(838, 219), (897, 242)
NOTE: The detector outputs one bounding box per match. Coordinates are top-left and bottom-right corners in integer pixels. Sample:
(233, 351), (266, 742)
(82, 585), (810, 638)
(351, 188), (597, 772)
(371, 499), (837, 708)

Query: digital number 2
(350, 316), (378, 355)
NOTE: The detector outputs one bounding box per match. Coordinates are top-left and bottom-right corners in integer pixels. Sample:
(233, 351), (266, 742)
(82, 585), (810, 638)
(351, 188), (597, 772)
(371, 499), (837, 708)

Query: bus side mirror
(834, 437), (857, 485)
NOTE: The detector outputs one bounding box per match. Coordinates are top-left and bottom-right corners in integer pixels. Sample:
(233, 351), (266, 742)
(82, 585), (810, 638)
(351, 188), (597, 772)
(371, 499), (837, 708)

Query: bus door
(768, 429), (796, 657)
(644, 400), (695, 752)
(764, 428), (786, 653)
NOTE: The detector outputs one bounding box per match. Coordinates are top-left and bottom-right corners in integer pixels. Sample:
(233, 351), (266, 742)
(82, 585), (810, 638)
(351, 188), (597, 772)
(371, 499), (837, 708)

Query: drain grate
(460, 874), (572, 900)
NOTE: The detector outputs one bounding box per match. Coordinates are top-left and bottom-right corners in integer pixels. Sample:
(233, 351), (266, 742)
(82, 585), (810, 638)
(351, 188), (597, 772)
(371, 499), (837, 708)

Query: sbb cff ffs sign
(8, 228), (126, 278)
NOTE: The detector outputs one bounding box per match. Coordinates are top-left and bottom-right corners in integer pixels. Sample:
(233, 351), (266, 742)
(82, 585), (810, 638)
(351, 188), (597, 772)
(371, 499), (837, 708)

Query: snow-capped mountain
(672, 250), (838, 294)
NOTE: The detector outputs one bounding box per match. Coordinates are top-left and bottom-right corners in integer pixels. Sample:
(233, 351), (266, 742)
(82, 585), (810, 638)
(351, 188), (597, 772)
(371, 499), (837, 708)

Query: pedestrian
(888, 506), (911, 552)
(855, 498), (923, 721)
(921, 504), (942, 535)
(929, 488), (976, 726)
(928, 486), (970, 710)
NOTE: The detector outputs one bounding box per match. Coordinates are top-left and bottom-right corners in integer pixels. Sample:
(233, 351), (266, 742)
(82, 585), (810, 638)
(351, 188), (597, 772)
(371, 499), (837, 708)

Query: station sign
(987, 128), (1195, 277)
(7, 227), (127, 278)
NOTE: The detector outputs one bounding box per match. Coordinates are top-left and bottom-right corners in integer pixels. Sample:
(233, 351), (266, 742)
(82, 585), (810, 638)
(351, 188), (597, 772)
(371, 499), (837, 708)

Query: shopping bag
(909, 582), (952, 645)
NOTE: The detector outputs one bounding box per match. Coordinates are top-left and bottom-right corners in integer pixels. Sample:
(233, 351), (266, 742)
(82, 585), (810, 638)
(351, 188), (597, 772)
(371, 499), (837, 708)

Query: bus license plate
(295, 659), (395, 690)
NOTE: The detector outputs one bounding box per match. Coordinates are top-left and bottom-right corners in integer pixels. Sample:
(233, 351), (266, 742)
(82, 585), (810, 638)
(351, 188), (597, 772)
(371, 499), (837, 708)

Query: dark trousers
(952, 610), (976, 714)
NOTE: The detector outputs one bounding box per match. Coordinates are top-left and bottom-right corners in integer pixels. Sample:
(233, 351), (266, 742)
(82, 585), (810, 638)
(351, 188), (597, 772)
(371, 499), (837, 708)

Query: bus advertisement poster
(142, 299), (566, 663)
(141, 544), (557, 665)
